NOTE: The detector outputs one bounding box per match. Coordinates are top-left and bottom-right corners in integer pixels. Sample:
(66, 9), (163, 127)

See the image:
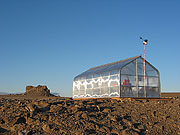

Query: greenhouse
(73, 55), (160, 98)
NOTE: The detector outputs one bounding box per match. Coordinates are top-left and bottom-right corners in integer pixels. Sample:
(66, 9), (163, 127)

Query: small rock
(103, 108), (111, 113)
(108, 114), (117, 122)
(138, 124), (145, 130)
(49, 114), (56, 121)
(18, 130), (25, 135)
(50, 105), (65, 113)
(133, 128), (141, 132)
(0, 118), (5, 124)
(97, 105), (101, 111)
(123, 119), (132, 127)
(39, 106), (50, 112)
(27, 104), (38, 112)
(152, 111), (156, 117)
(42, 124), (52, 133)
(16, 117), (26, 124)
(26, 117), (35, 124)
(111, 129), (121, 135)
(120, 129), (128, 135)
(39, 101), (49, 107)
(0, 127), (8, 133)
(81, 113), (88, 120)
(70, 106), (79, 113)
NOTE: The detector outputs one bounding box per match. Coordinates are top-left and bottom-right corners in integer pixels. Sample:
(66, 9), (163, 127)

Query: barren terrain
(0, 93), (180, 135)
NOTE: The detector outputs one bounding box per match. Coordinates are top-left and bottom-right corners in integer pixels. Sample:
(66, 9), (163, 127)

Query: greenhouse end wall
(73, 56), (160, 98)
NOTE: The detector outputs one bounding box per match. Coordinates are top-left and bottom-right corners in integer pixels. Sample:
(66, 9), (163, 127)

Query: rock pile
(24, 85), (54, 97)
(0, 96), (180, 135)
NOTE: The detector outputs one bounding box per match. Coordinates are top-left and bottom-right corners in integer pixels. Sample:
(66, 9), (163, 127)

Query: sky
(0, 0), (180, 96)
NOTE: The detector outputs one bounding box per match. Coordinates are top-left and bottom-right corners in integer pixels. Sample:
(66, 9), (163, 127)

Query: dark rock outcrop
(24, 85), (54, 97)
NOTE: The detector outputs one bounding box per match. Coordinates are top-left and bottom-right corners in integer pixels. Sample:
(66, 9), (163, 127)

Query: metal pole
(136, 59), (138, 97)
(120, 70), (121, 98)
(144, 44), (146, 97)
(119, 69), (121, 97)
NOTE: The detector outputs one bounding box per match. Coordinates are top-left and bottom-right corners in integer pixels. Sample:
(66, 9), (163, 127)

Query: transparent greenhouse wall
(120, 58), (159, 98)
(73, 57), (160, 98)
(73, 69), (120, 98)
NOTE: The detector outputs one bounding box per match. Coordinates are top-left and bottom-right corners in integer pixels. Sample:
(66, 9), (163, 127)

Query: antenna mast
(140, 37), (148, 97)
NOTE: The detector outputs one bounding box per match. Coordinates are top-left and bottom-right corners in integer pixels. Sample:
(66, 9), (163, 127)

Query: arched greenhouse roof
(74, 55), (150, 80)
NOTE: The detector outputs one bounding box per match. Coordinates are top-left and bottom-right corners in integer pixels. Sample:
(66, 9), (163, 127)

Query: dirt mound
(0, 96), (180, 135)
(24, 85), (54, 97)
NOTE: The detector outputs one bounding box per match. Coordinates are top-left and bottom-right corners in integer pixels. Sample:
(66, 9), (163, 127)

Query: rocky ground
(0, 95), (180, 135)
